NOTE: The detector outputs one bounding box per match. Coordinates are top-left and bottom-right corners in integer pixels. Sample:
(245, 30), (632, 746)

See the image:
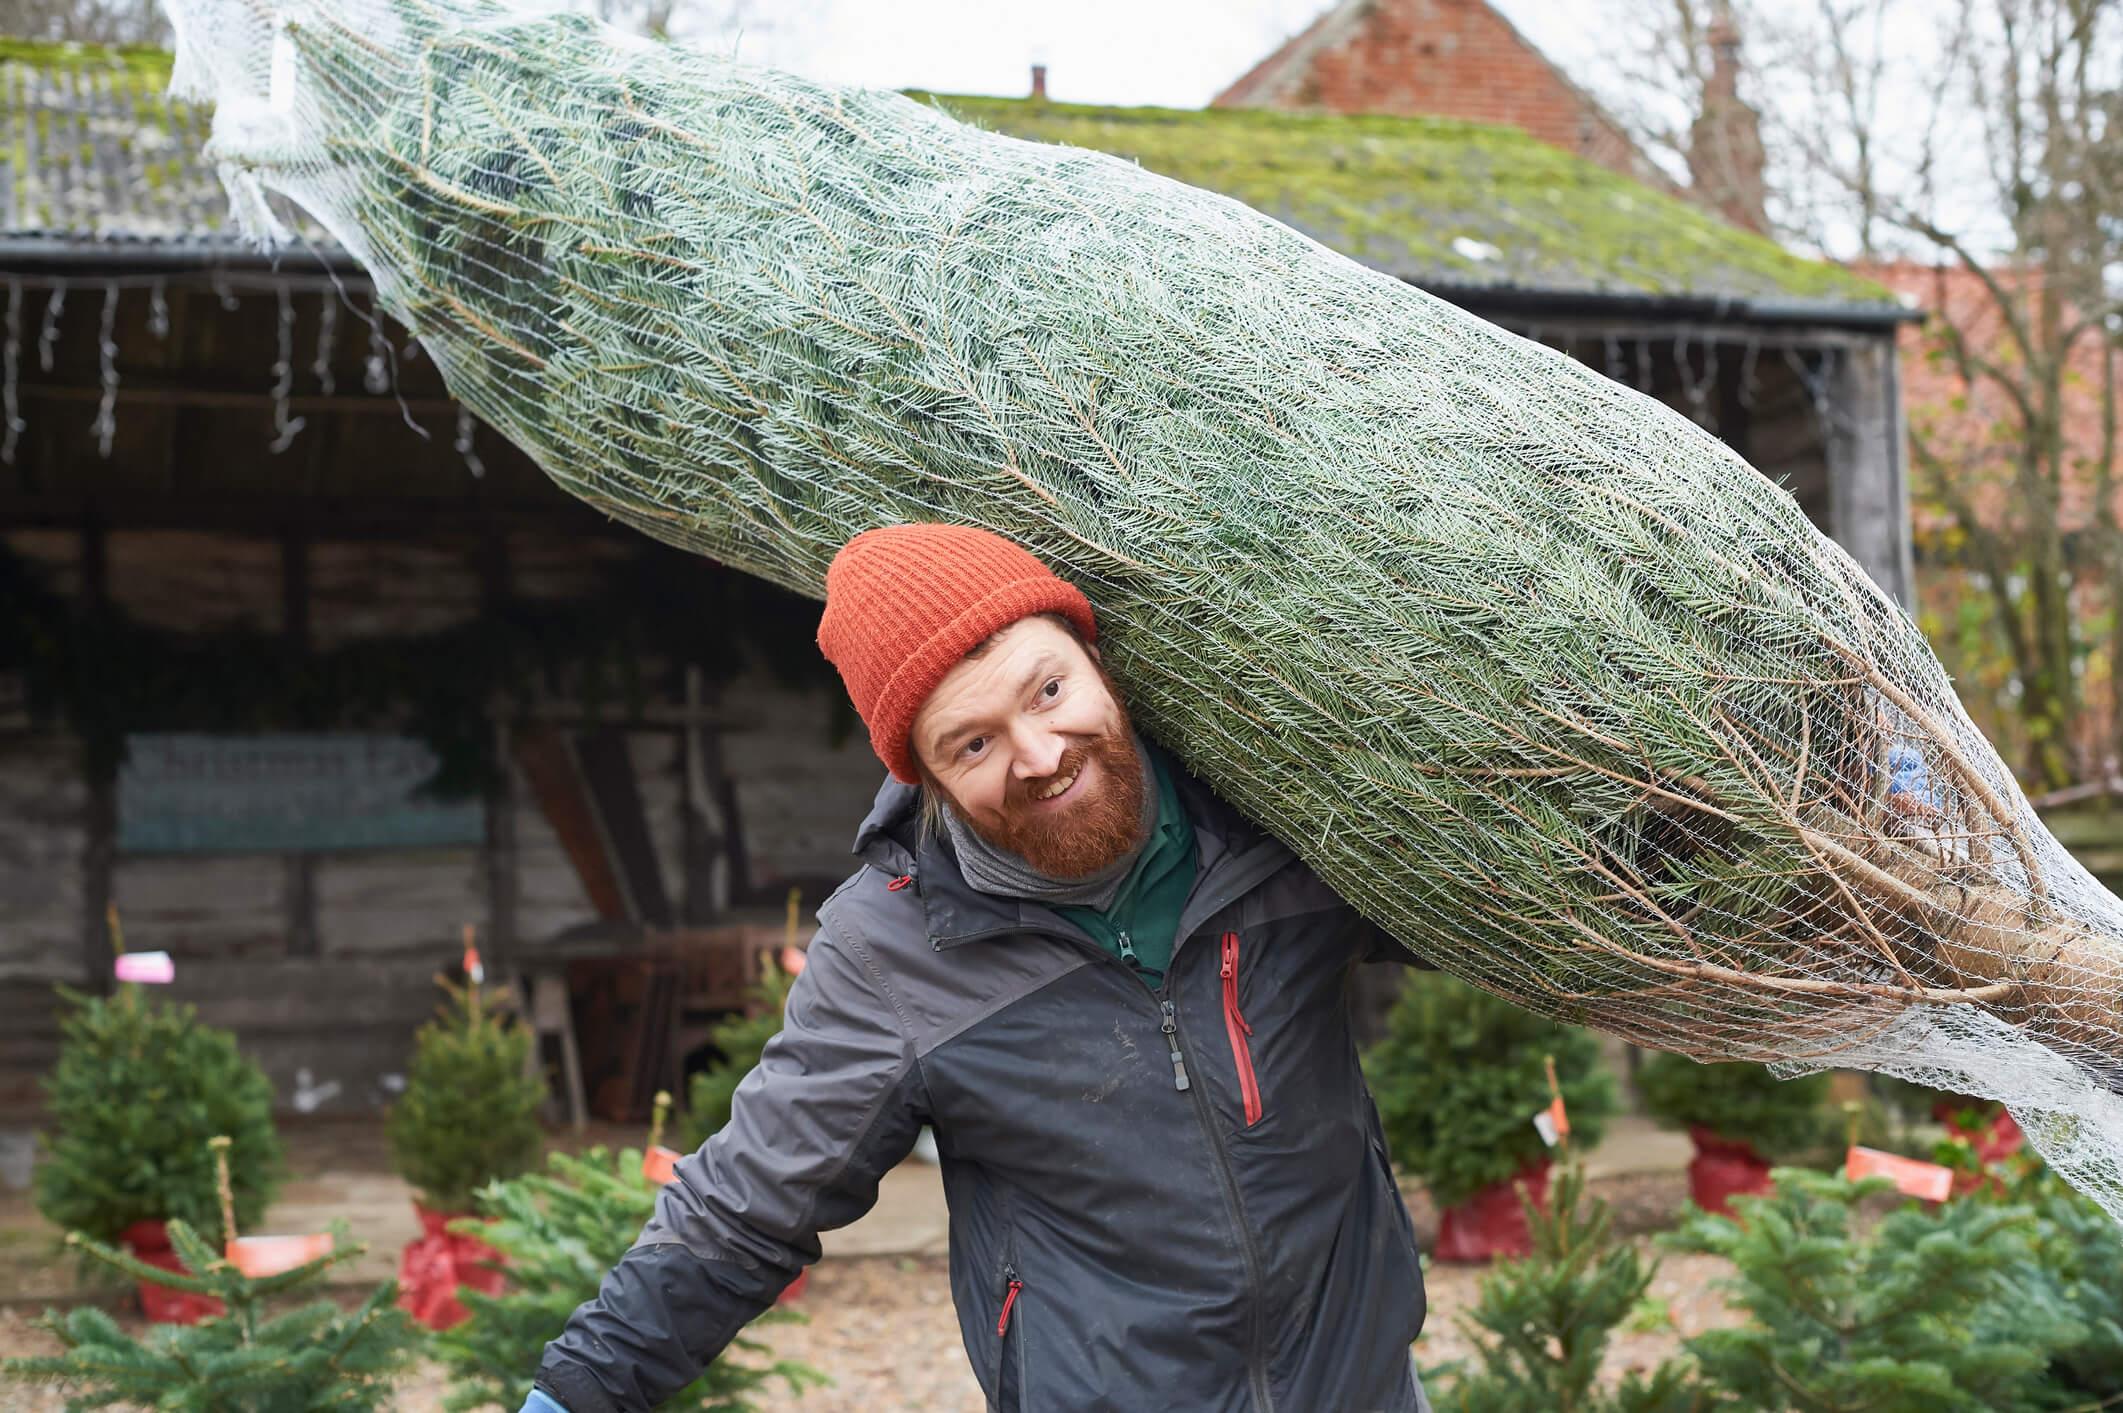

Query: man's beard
(939, 701), (1148, 881)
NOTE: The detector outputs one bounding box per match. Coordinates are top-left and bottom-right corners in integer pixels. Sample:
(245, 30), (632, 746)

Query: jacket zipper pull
(997, 1268), (1023, 1336)
(1160, 1000), (1190, 1091)
(1117, 930), (1137, 965)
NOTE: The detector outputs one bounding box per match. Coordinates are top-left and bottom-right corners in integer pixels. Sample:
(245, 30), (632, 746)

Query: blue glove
(519, 1389), (569, 1413)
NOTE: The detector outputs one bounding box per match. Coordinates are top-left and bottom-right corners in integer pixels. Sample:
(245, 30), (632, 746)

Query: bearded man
(525, 524), (1435, 1413)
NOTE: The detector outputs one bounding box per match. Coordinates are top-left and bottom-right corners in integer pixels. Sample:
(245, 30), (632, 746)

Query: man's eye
(962, 736), (987, 758)
(1041, 678), (1061, 700)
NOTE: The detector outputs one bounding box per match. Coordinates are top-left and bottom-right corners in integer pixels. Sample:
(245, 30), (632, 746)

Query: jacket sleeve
(535, 912), (926, 1412)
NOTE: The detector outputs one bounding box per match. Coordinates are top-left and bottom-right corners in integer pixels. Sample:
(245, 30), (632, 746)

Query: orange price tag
(1532, 1095), (1570, 1147)
(1846, 1145), (1953, 1202)
(641, 1145), (682, 1185)
(226, 1232), (335, 1278)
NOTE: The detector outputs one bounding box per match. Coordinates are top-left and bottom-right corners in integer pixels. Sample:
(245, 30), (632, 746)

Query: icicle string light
(3, 280), (24, 467)
(268, 283), (306, 454)
(35, 284), (64, 375)
(91, 283), (119, 459)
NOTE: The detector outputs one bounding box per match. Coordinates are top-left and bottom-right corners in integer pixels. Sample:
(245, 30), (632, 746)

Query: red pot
(1686, 1126), (1775, 1217)
(1433, 1155), (1552, 1262)
(397, 1201), (509, 1331)
(119, 1219), (224, 1324)
(1949, 1111), (2026, 1197)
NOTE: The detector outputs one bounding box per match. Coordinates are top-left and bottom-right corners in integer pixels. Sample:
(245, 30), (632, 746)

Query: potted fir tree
(1363, 972), (1615, 1261)
(1635, 1052), (1831, 1216)
(432, 1142), (825, 1412)
(387, 966), (545, 1330)
(34, 958), (283, 1323)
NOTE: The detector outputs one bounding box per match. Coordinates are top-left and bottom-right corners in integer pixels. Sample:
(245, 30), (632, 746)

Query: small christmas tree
(677, 960), (794, 1153)
(4, 1137), (417, 1411)
(1363, 972), (1616, 1208)
(1436, 1162), (1704, 1413)
(35, 928), (283, 1249)
(431, 1145), (825, 1412)
(387, 973), (545, 1214)
(2, 1221), (416, 1411)
(1635, 1054), (1830, 1158)
(1661, 1167), (2074, 1411)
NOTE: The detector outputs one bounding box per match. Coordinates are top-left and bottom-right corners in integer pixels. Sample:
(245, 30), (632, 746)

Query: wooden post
(1824, 334), (1915, 608)
(80, 520), (115, 993)
(281, 527), (318, 957)
(479, 532), (518, 972)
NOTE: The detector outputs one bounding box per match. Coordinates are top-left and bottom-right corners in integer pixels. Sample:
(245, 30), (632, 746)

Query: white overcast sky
(682, 0), (1603, 111)
(659, 0), (2003, 260)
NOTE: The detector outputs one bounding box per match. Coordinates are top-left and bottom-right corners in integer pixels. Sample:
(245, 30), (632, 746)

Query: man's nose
(1011, 724), (1067, 780)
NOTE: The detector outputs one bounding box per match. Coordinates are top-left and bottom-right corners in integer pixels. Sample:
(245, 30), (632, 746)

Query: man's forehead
(918, 622), (1079, 742)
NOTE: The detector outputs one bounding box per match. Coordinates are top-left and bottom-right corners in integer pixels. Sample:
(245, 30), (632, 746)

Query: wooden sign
(118, 733), (483, 854)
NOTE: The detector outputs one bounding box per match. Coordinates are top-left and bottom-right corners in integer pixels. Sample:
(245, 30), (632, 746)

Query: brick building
(1215, 0), (1657, 183)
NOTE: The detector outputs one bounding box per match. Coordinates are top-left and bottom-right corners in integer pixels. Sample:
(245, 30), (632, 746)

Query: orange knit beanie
(816, 524), (1099, 783)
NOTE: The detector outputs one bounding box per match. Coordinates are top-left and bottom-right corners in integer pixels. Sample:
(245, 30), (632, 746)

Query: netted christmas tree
(3, 1221), (414, 1410)
(430, 1146), (824, 1412)
(165, 0), (2123, 1219)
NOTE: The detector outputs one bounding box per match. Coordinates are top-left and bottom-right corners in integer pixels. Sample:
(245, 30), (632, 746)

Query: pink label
(115, 951), (174, 984)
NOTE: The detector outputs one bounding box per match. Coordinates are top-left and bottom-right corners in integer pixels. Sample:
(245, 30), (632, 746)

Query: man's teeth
(1036, 769), (1080, 800)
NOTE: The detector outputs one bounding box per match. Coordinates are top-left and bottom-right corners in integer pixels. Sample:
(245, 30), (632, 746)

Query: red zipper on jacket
(996, 1273), (1023, 1336)
(1220, 931), (1263, 1126)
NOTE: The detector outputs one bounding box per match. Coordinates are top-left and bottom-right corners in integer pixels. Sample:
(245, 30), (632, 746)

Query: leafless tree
(1598, 0), (2122, 787)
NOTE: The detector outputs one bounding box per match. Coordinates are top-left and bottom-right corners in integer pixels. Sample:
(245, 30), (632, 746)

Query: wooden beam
(513, 726), (630, 922)
(18, 379), (460, 416)
(0, 496), (622, 536)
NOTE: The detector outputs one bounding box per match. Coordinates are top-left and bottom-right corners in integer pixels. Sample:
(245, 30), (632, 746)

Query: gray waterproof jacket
(536, 749), (1431, 1412)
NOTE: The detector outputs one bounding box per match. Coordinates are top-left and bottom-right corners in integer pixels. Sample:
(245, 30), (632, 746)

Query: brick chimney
(1030, 64), (1047, 101)
(1688, 2), (1770, 233)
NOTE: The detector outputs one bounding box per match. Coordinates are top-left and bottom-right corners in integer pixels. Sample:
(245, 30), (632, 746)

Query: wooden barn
(0, 40), (1918, 1134)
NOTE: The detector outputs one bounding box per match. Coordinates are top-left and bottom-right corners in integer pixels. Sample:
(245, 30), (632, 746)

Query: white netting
(164, 0), (2123, 1220)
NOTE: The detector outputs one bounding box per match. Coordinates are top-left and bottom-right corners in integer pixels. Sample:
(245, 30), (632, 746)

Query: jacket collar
(849, 740), (1296, 949)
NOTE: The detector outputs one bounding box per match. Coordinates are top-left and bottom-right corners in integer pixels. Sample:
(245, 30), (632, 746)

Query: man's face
(911, 615), (1147, 879)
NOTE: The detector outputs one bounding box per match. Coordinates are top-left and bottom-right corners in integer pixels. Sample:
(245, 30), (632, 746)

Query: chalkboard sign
(118, 733), (485, 854)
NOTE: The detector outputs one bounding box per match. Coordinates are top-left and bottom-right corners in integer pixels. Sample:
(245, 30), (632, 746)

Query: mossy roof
(926, 94), (1896, 311)
(0, 40), (227, 243)
(0, 39), (1894, 314)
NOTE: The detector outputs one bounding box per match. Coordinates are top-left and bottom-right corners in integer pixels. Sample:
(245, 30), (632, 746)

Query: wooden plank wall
(0, 519), (883, 1113)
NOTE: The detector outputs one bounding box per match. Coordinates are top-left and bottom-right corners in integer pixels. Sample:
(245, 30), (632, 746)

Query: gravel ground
(1, 1217), (1744, 1411)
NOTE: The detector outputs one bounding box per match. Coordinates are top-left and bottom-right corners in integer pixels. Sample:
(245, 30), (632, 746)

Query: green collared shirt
(1055, 744), (1198, 989)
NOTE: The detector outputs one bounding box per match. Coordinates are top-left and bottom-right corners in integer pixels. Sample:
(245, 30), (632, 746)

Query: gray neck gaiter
(939, 732), (1158, 910)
